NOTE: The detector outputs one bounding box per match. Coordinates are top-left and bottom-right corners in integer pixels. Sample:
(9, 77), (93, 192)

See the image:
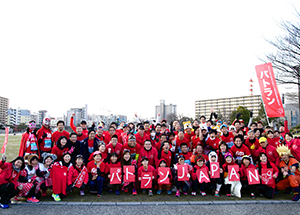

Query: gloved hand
(156, 175), (160, 179)
(250, 111), (253, 118)
(168, 174), (171, 178)
(42, 132), (47, 138)
(214, 113), (218, 119)
(236, 113), (241, 119)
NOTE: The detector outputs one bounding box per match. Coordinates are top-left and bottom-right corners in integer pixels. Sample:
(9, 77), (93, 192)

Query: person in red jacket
(138, 140), (158, 168)
(158, 141), (172, 167)
(191, 157), (209, 196)
(106, 135), (123, 160)
(174, 155), (193, 197)
(285, 132), (300, 162)
(123, 135), (141, 161)
(104, 126), (118, 145)
(0, 155), (25, 209)
(135, 125), (150, 146)
(230, 135), (251, 164)
(175, 130), (190, 150)
(105, 153), (122, 195)
(178, 143), (192, 165)
(95, 126), (106, 142)
(121, 150), (138, 195)
(220, 124), (235, 149)
(191, 144), (208, 165)
(254, 137), (280, 167)
(191, 127), (205, 149)
(156, 159), (172, 195)
(138, 156), (156, 196)
(245, 130), (260, 162)
(52, 120), (70, 146)
(51, 136), (72, 161)
(70, 113), (88, 137)
(37, 118), (52, 156)
(184, 123), (194, 143)
(266, 130), (281, 148)
(257, 152), (279, 199)
(279, 119), (289, 140)
(67, 155), (88, 196)
(87, 151), (106, 197)
(119, 124), (130, 144)
(206, 129), (221, 151)
(154, 134), (168, 151)
(240, 155), (256, 198)
(19, 120), (39, 157)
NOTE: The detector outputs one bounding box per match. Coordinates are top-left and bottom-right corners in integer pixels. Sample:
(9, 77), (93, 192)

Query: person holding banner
(19, 120), (39, 158)
(191, 157), (209, 196)
(173, 155), (192, 197)
(121, 150), (138, 195)
(206, 151), (223, 197)
(138, 156), (156, 196)
(156, 159), (172, 195)
(67, 155), (88, 196)
(105, 153), (122, 195)
(87, 151), (106, 197)
(158, 141), (172, 168)
(216, 142), (231, 166)
(51, 152), (73, 201)
(240, 155), (256, 198)
(0, 155), (25, 209)
(276, 145), (300, 201)
(257, 153), (278, 199)
(222, 152), (242, 198)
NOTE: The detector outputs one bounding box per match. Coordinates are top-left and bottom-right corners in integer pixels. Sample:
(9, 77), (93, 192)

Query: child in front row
(191, 156), (208, 196)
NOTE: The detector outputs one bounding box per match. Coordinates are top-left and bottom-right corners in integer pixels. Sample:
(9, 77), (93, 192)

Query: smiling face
(225, 156), (232, 163)
(144, 141), (152, 150)
(60, 138), (67, 147)
(234, 137), (242, 147)
(76, 157), (83, 166)
(45, 157), (53, 166)
(260, 153), (267, 163)
(14, 159), (23, 169)
(30, 158), (38, 167)
(110, 155), (117, 163)
(94, 154), (101, 162)
(63, 154), (71, 163)
(123, 153), (131, 161)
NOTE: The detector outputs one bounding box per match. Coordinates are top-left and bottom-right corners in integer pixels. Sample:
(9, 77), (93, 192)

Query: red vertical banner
(177, 165), (189, 181)
(123, 166), (135, 182)
(255, 62), (285, 118)
(0, 127), (9, 153)
(110, 168), (122, 184)
(157, 167), (170, 185)
(261, 168), (275, 186)
(228, 165), (240, 181)
(246, 168), (260, 185)
(141, 172), (152, 189)
(196, 169), (210, 183)
(74, 167), (88, 188)
(210, 162), (220, 179)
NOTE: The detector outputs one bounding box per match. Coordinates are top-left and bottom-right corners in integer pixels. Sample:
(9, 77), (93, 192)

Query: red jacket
(245, 138), (260, 161)
(19, 132), (39, 157)
(254, 144), (280, 166)
(286, 139), (300, 162)
(267, 137), (281, 148)
(105, 162), (122, 174)
(206, 137), (221, 150)
(175, 136), (190, 149)
(52, 130), (70, 145)
(135, 132), (150, 146)
(159, 150), (172, 167)
(70, 117), (88, 137)
(258, 161), (279, 189)
(191, 135), (204, 149)
(230, 144), (251, 158)
(123, 143), (141, 155)
(51, 145), (69, 161)
(184, 131), (194, 142)
(240, 163), (256, 181)
(0, 161), (21, 189)
(37, 126), (52, 152)
(220, 132), (235, 145)
(138, 147), (158, 168)
(105, 143), (123, 159)
(67, 165), (89, 186)
(87, 160), (106, 177)
(192, 164), (209, 181)
(138, 165), (156, 179)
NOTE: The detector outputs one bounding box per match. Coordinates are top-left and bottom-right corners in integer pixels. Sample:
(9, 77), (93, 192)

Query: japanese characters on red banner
(261, 168), (275, 186)
(196, 169), (210, 183)
(74, 167), (88, 188)
(123, 166), (136, 183)
(228, 165), (240, 181)
(141, 172), (153, 189)
(255, 62), (285, 118)
(158, 167), (170, 185)
(177, 165), (189, 181)
(210, 162), (220, 179)
(110, 168), (122, 184)
(246, 168), (260, 185)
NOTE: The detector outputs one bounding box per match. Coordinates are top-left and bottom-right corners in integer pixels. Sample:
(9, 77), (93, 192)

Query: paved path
(5, 202), (300, 215)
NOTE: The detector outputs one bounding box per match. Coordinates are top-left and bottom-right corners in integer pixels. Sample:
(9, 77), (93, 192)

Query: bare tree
(262, 9), (300, 118)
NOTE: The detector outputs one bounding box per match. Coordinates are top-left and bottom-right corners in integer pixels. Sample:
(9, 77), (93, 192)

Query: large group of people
(1, 112), (300, 209)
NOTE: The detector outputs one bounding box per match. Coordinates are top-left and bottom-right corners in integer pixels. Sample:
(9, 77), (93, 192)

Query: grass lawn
(0, 134), (295, 202)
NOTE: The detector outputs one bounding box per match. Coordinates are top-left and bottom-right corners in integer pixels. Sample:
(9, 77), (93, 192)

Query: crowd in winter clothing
(1, 112), (300, 209)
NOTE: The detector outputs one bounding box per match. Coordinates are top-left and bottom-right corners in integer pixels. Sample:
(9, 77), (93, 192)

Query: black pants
(258, 185), (274, 199)
(27, 185), (37, 198)
(241, 181), (256, 194)
(192, 180), (206, 192)
(0, 183), (19, 204)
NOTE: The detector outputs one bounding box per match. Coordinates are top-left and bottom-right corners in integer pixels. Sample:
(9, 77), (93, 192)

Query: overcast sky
(1, 0), (299, 121)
